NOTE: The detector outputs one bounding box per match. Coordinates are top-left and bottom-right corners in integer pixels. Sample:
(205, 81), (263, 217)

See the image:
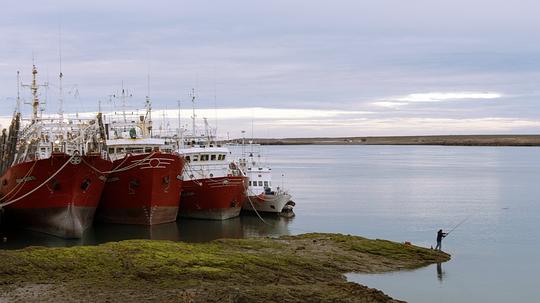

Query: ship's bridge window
(201, 154), (209, 161)
(145, 147), (152, 153)
(192, 155), (199, 161)
(258, 181), (263, 186)
(108, 147), (114, 154)
(264, 181), (269, 187)
(210, 154), (216, 161)
(126, 147), (144, 154)
(117, 147), (125, 153)
(185, 156), (191, 162)
(153, 146), (160, 151)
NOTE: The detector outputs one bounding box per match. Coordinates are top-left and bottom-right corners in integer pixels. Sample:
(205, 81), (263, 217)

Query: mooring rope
(82, 152), (156, 175)
(0, 153), (77, 208)
(242, 180), (269, 225)
(0, 159), (38, 203)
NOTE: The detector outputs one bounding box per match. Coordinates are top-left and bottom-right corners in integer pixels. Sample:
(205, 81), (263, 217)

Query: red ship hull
(97, 153), (184, 225)
(179, 176), (247, 220)
(0, 153), (112, 238)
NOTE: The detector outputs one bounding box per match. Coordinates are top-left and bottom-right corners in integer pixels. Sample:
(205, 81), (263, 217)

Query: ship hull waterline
(0, 153), (112, 238)
(242, 192), (293, 214)
(179, 176), (247, 220)
(97, 153), (184, 225)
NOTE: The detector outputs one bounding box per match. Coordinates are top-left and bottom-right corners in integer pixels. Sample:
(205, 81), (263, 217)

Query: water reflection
(436, 263), (445, 282)
(0, 213), (294, 250)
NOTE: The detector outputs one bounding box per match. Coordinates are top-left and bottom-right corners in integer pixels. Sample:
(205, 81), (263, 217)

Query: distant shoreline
(230, 135), (540, 146)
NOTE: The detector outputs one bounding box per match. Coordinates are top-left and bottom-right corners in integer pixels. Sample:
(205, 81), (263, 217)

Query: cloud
(155, 107), (372, 121)
(396, 92), (502, 103)
(254, 117), (540, 137)
(371, 101), (408, 109)
(373, 91), (502, 108)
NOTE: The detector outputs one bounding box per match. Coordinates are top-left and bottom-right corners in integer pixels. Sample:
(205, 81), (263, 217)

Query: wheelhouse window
(108, 147), (114, 154)
(201, 154), (209, 161)
(264, 181), (269, 187)
(145, 147), (153, 153)
(210, 154), (216, 161)
(185, 156), (191, 162)
(192, 155), (199, 161)
(258, 181), (263, 186)
(126, 147), (144, 154)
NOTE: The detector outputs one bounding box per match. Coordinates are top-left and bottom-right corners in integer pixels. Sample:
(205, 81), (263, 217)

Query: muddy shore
(238, 135), (540, 146)
(0, 233), (449, 302)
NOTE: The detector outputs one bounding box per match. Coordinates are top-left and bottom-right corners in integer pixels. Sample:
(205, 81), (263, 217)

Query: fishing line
(446, 214), (472, 237)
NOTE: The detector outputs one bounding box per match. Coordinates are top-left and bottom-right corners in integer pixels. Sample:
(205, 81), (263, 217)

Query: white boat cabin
(178, 143), (241, 180)
(237, 149), (276, 195)
(105, 123), (174, 161)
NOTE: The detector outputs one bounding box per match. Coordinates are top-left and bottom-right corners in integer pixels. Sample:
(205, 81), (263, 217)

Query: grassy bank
(0, 233), (450, 302)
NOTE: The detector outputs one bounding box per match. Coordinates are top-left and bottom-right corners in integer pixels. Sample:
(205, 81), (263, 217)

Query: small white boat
(239, 149), (295, 216)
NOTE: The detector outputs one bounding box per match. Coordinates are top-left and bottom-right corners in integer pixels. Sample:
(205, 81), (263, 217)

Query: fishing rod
(445, 214), (472, 237)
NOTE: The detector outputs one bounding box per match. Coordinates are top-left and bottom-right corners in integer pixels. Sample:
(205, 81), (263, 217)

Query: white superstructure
(6, 65), (105, 168)
(102, 89), (174, 161)
(239, 147), (294, 215)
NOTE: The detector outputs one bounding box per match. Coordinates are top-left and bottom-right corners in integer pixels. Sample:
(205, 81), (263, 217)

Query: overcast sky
(1, 0), (540, 137)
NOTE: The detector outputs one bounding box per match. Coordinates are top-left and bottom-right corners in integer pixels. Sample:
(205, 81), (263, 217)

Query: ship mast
(15, 71), (21, 114)
(121, 81), (127, 123)
(31, 66), (40, 122)
(190, 88), (196, 136)
(145, 74), (152, 136)
(22, 64), (48, 124)
(177, 98), (182, 138)
(58, 26), (66, 147)
(58, 26), (64, 124)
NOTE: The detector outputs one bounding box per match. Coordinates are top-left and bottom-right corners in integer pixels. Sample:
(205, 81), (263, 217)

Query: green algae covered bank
(0, 233), (450, 302)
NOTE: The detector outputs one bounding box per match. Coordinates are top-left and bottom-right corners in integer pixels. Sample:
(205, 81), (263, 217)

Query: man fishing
(435, 229), (447, 251)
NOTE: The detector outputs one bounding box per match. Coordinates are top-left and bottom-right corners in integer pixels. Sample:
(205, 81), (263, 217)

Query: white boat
(239, 147), (295, 216)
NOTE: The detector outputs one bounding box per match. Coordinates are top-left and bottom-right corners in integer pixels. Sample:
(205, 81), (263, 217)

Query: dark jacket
(437, 230), (447, 242)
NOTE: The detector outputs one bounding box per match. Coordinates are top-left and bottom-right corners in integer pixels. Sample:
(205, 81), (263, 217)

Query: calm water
(1, 145), (539, 302)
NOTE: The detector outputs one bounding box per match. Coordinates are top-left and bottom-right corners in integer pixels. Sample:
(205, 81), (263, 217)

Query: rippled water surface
(2, 145), (539, 302)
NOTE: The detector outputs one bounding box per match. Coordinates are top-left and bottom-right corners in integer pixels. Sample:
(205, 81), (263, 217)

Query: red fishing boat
(176, 91), (247, 220)
(0, 65), (112, 238)
(96, 90), (185, 225)
(179, 145), (247, 220)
